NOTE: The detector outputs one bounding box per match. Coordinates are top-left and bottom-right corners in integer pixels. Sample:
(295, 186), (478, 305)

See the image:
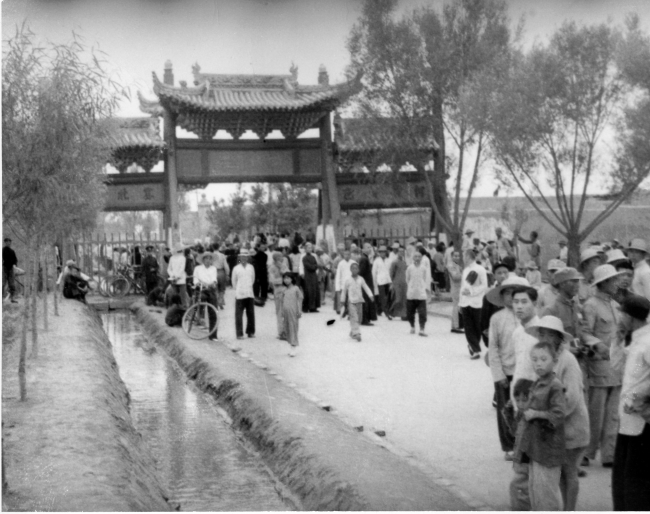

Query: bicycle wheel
(109, 276), (130, 298)
(98, 276), (112, 297)
(182, 302), (219, 340)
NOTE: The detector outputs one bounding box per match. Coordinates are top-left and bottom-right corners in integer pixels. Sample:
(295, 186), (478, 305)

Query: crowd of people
(45, 226), (650, 510)
(467, 234), (650, 511)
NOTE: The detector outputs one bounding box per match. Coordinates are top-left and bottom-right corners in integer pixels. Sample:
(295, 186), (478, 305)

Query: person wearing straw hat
(525, 316), (590, 511)
(578, 247), (601, 304)
(612, 295), (650, 510)
(537, 259), (567, 312)
(232, 249), (256, 339)
(481, 258), (513, 346)
(486, 276), (529, 460)
(581, 264), (625, 468)
(525, 260), (542, 290)
(62, 261), (89, 303)
(193, 252), (219, 341)
(167, 242), (189, 308)
(627, 238), (650, 301)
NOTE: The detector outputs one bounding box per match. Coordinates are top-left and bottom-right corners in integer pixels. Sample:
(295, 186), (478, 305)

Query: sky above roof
(3, 0), (650, 203)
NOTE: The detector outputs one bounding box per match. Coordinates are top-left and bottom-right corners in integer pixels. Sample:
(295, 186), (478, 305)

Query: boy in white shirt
(341, 262), (374, 342)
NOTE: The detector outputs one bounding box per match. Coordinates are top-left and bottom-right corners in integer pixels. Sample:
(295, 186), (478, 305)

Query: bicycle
(109, 265), (165, 298)
(182, 283), (219, 340)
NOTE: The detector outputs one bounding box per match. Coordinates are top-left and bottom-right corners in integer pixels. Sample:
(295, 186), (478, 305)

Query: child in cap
(515, 342), (567, 510)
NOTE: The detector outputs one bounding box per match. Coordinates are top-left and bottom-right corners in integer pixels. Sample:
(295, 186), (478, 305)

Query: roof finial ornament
(192, 62), (202, 86)
(290, 62), (298, 84)
(318, 64), (329, 86)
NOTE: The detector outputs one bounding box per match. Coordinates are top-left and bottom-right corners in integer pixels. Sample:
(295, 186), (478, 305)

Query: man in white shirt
(335, 249), (353, 315)
(459, 249), (489, 359)
(372, 245), (393, 319)
(167, 242), (189, 308)
(628, 238), (650, 301)
(406, 252), (432, 336)
(231, 249), (256, 339)
(193, 252), (219, 340)
(510, 283), (541, 399)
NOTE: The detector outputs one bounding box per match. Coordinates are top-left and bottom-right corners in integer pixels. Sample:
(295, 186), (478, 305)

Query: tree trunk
(42, 249), (48, 332)
(18, 240), (35, 401)
(30, 246), (39, 358)
(53, 244), (59, 317)
(567, 231), (581, 268)
(431, 101), (451, 235)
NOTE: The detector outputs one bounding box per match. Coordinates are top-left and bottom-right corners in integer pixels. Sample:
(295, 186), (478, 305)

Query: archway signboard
(105, 62), (439, 244)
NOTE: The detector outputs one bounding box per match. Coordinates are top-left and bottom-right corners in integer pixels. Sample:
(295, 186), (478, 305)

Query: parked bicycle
(108, 264), (165, 298)
(182, 283), (219, 340)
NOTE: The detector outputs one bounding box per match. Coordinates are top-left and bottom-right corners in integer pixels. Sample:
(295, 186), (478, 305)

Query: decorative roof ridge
(152, 72), (207, 96)
(138, 91), (164, 117)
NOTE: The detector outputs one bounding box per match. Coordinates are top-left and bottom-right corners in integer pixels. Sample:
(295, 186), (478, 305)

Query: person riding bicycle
(193, 251), (219, 341)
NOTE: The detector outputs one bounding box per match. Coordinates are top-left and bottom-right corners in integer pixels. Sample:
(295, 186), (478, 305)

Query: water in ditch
(101, 310), (295, 511)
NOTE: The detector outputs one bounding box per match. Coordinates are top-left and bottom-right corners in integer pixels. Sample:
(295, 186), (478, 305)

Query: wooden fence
(69, 232), (167, 280)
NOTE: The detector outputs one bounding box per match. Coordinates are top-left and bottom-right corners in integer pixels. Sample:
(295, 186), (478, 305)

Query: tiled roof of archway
(104, 117), (164, 148)
(334, 117), (439, 153)
(139, 69), (362, 114)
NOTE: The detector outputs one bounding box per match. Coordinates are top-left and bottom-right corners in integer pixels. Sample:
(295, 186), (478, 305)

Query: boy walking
(406, 252), (432, 336)
(340, 262), (374, 342)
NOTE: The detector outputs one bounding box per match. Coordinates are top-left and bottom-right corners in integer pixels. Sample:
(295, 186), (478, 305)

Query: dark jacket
(3, 246), (17, 269)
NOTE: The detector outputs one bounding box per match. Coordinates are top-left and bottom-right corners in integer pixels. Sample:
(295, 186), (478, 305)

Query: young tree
(488, 21), (650, 265)
(271, 184), (316, 235)
(347, 0), (515, 249)
(3, 25), (126, 398)
(207, 186), (248, 240)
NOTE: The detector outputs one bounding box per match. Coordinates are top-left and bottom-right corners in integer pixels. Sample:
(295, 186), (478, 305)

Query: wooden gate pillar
(163, 108), (180, 246)
(319, 113), (342, 243)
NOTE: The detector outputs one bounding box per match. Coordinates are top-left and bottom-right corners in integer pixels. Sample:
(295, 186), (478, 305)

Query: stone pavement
(214, 289), (613, 511)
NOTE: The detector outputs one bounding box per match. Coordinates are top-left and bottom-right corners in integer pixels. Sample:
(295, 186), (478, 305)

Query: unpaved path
(2, 297), (170, 511)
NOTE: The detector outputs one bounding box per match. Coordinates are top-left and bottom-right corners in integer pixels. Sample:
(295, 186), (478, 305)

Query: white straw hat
(606, 249), (629, 264)
(628, 238), (648, 254)
(592, 264), (625, 286)
(486, 276), (534, 307)
(525, 316), (573, 344)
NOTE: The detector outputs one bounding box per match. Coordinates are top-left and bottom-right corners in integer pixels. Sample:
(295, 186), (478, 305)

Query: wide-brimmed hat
(173, 242), (187, 253)
(606, 249), (629, 265)
(200, 252), (214, 262)
(620, 295), (650, 321)
(552, 267), (583, 286)
(486, 276), (534, 307)
(65, 259), (76, 267)
(547, 259), (566, 272)
(628, 238), (648, 254)
(464, 229), (474, 235)
(378, 245), (388, 252)
(239, 249), (251, 257)
(579, 248), (601, 266)
(525, 260), (538, 270)
(592, 264), (625, 286)
(525, 316), (573, 344)
(391, 242), (400, 250)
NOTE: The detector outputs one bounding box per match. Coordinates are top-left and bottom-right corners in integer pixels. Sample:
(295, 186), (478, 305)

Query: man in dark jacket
(3, 238), (18, 302)
(252, 243), (269, 305)
(142, 245), (160, 303)
(359, 243), (378, 325)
